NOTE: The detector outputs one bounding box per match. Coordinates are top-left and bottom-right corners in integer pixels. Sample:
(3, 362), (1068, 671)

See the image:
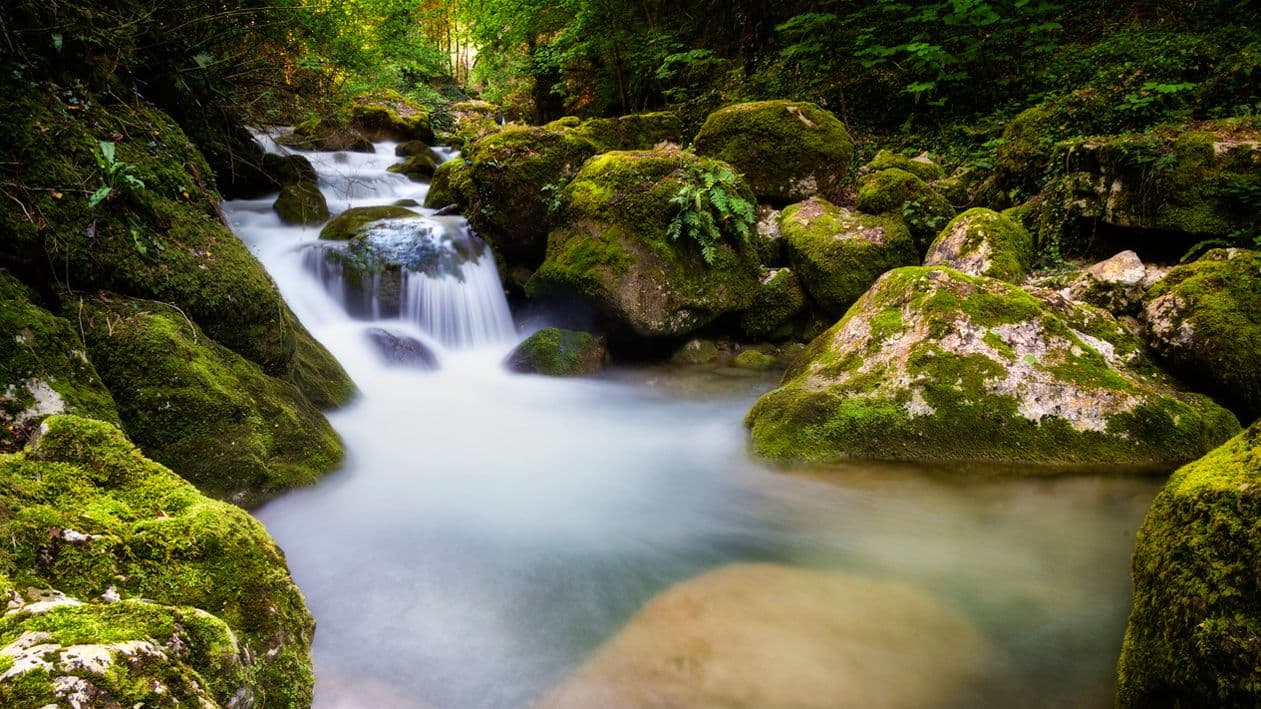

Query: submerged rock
(528, 150), (761, 338)
(746, 267), (1240, 465)
(366, 328), (439, 370)
(0, 273), (119, 451)
(924, 208), (1034, 283)
(855, 168), (956, 250)
(77, 295), (343, 506)
(780, 197), (918, 317)
(273, 181), (330, 225)
(505, 328), (607, 377)
(320, 205), (421, 241)
(537, 563), (993, 709)
(693, 100), (854, 205)
(0, 415), (315, 705)
(1143, 248), (1261, 420)
(1117, 419), (1261, 706)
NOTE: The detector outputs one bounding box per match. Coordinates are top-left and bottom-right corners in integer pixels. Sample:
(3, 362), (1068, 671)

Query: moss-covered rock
(746, 266), (1240, 465)
(993, 88), (1117, 198)
(1117, 419), (1261, 707)
(569, 112), (682, 151)
(864, 149), (945, 182)
(733, 349), (777, 371)
(505, 328), (607, 376)
(319, 205), (421, 241)
(527, 150), (761, 338)
(693, 100), (854, 206)
(261, 152), (318, 188)
(1143, 248), (1261, 420)
(0, 415), (315, 705)
(444, 100), (502, 147)
(753, 205), (787, 267)
(394, 140), (432, 157)
(0, 84), (351, 406)
(424, 158), (475, 209)
(284, 118), (374, 153)
(348, 90), (434, 144)
(854, 168), (956, 250)
(464, 126), (600, 268)
(779, 197), (918, 317)
(737, 268), (808, 340)
(388, 152), (439, 181)
(76, 295), (342, 506)
(272, 181), (329, 225)
(0, 273), (119, 451)
(672, 338), (721, 365)
(1058, 250), (1166, 317)
(924, 208), (1033, 283)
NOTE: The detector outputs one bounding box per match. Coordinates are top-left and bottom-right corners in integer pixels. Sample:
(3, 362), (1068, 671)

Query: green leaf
(88, 185), (112, 209)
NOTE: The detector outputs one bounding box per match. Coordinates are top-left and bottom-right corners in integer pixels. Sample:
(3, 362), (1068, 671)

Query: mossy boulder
(285, 118), (374, 153)
(505, 328), (607, 376)
(76, 295), (343, 506)
(0, 85), (351, 407)
(348, 90), (434, 143)
(569, 112), (682, 150)
(753, 206), (787, 267)
(672, 338), (721, 365)
(733, 349), (777, 371)
(993, 88), (1117, 198)
(1117, 419), (1261, 707)
(527, 150), (761, 338)
(272, 181), (329, 225)
(855, 168), (956, 250)
(424, 158), (475, 209)
(924, 208), (1034, 283)
(779, 197), (918, 317)
(746, 266), (1240, 465)
(537, 564), (993, 709)
(261, 152), (318, 188)
(319, 205), (421, 241)
(693, 100), (854, 205)
(0, 415), (315, 705)
(1144, 248), (1261, 420)
(737, 268), (808, 340)
(0, 273), (118, 451)
(864, 149), (945, 182)
(388, 152), (439, 181)
(464, 126), (600, 267)
(445, 100), (502, 147)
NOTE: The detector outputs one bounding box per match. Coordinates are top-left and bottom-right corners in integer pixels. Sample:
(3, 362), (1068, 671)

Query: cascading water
(226, 134), (1162, 709)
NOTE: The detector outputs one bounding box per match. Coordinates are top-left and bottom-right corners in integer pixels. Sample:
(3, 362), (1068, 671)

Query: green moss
(737, 268), (808, 340)
(1144, 248), (1261, 419)
(0, 273), (119, 450)
(388, 152), (439, 181)
(425, 158), (476, 210)
(693, 100), (854, 205)
(527, 150), (762, 338)
(348, 89), (434, 143)
(0, 415), (315, 705)
(746, 266), (1240, 466)
(865, 149), (945, 182)
(855, 168), (956, 250)
(74, 295), (342, 506)
(994, 88), (1116, 198)
(925, 208), (1034, 283)
(570, 112), (682, 151)
(733, 349), (777, 371)
(273, 181), (329, 225)
(320, 205), (420, 241)
(505, 328), (607, 376)
(1117, 420), (1261, 707)
(779, 197), (918, 317)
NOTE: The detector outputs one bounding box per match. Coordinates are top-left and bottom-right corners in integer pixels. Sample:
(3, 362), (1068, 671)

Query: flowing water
(226, 136), (1163, 708)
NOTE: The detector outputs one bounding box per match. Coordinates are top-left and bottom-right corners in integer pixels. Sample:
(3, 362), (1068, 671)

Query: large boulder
(348, 90), (434, 144)
(528, 150), (762, 338)
(569, 112), (682, 151)
(76, 295), (343, 507)
(0, 415), (315, 705)
(444, 100), (502, 147)
(465, 126), (600, 268)
(537, 564), (993, 709)
(693, 100), (854, 205)
(272, 181), (329, 225)
(864, 149), (945, 182)
(746, 267), (1240, 465)
(0, 89), (353, 408)
(1117, 420), (1261, 707)
(0, 273), (118, 451)
(283, 118), (374, 152)
(424, 157), (475, 210)
(1143, 248), (1261, 420)
(924, 208), (1034, 283)
(505, 328), (607, 376)
(855, 168), (956, 250)
(780, 197), (918, 317)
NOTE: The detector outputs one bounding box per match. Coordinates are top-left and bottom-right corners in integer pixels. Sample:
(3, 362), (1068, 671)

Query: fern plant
(667, 164), (756, 265)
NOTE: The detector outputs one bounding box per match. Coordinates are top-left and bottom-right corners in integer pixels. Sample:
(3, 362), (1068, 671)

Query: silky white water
(225, 138), (1161, 708)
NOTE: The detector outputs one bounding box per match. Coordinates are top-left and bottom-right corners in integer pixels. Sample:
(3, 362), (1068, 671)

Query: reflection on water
(231, 137), (1159, 709)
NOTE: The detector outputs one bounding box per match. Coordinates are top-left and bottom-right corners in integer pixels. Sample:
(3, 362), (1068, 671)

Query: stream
(224, 137), (1162, 708)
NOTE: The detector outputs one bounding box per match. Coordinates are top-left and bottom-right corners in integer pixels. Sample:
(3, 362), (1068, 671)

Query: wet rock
(394, 140), (432, 157)
(505, 328), (607, 377)
(732, 349), (776, 371)
(273, 181), (330, 225)
(388, 152), (439, 181)
(538, 564), (994, 709)
(746, 266), (1240, 465)
(365, 329), (439, 370)
(1118, 419), (1261, 706)
(671, 338), (722, 365)
(693, 100), (854, 205)
(320, 205), (420, 241)
(752, 205), (786, 266)
(348, 90), (434, 143)
(924, 208), (1034, 283)
(423, 158), (474, 210)
(262, 152), (318, 187)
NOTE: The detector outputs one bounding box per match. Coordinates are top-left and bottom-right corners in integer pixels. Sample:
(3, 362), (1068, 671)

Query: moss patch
(272, 181), (329, 225)
(855, 168), (956, 251)
(505, 328), (607, 376)
(924, 208), (1034, 283)
(320, 205), (420, 241)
